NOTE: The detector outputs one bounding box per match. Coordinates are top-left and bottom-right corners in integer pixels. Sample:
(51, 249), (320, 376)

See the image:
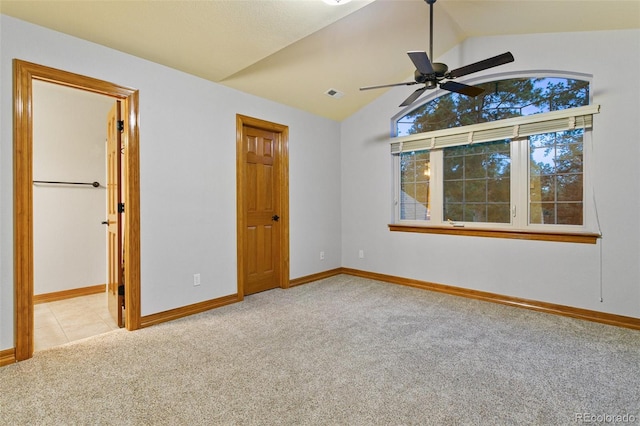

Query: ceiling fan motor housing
(424, 80), (438, 90)
(414, 69), (429, 83)
(415, 62), (448, 87)
(432, 62), (448, 78)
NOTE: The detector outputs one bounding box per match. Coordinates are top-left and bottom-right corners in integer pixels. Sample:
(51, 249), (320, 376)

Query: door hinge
(117, 120), (124, 132)
(118, 203), (125, 213)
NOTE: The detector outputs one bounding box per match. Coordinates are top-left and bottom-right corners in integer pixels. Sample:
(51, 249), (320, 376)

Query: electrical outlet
(320, 251), (325, 260)
(358, 249), (364, 259)
(193, 273), (201, 286)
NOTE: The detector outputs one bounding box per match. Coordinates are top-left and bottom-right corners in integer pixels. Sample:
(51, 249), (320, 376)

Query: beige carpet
(1, 275), (639, 425)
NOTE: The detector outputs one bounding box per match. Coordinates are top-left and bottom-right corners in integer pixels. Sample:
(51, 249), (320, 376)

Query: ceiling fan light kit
(360, 0), (515, 107)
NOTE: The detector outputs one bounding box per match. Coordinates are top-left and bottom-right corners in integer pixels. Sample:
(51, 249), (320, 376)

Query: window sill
(388, 224), (600, 244)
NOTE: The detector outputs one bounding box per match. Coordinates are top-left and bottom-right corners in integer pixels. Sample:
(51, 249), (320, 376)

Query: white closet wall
(32, 81), (113, 294)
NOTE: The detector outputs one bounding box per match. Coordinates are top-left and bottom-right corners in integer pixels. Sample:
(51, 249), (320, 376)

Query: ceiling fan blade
(447, 52), (515, 79)
(407, 51), (434, 75)
(399, 86), (428, 107)
(440, 81), (484, 97)
(360, 81), (418, 91)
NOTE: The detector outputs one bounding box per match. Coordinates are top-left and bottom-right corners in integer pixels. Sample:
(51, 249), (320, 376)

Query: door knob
(101, 221), (109, 225)
(272, 215), (280, 222)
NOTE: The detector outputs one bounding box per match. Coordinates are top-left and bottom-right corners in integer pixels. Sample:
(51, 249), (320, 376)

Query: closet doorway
(32, 81), (118, 351)
(13, 60), (141, 362)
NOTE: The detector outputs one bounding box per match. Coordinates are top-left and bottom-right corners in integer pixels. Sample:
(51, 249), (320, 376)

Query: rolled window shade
(391, 104), (599, 154)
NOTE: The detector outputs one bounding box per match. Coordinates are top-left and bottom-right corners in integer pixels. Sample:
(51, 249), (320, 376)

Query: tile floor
(34, 292), (120, 352)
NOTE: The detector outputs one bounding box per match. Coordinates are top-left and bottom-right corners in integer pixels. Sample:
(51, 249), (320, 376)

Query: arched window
(396, 77), (590, 136)
(391, 75), (600, 237)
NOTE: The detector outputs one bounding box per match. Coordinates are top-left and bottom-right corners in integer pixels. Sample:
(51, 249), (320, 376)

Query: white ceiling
(2, 0), (639, 121)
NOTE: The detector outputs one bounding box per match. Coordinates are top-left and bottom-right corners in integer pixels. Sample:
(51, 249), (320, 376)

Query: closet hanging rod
(33, 180), (101, 188)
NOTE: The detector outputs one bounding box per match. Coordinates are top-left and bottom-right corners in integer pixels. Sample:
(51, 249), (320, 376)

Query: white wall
(0, 15), (343, 350)
(32, 81), (113, 295)
(341, 30), (640, 319)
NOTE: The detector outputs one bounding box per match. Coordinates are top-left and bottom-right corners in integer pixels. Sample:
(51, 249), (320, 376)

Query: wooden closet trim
(12, 59), (141, 362)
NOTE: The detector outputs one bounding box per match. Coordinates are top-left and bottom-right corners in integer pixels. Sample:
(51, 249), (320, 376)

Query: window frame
(390, 73), (601, 243)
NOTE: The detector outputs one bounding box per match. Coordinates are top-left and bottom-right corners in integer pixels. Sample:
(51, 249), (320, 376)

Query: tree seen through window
(397, 78), (589, 136)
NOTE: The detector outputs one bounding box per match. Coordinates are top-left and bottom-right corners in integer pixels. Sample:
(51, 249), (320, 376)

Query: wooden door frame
(13, 59), (141, 362)
(236, 114), (289, 299)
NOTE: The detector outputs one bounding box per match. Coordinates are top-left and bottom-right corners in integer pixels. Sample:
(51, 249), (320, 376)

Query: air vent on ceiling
(324, 88), (344, 99)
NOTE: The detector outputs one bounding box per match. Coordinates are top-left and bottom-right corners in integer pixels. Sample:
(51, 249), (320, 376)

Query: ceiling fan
(359, 0), (515, 107)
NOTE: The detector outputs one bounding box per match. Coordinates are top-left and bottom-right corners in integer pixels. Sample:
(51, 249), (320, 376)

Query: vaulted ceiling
(2, 0), (639, 121)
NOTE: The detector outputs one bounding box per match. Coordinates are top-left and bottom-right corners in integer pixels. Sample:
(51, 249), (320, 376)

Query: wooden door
(237, 116), (289, 296)
(106, 101), (123, 327)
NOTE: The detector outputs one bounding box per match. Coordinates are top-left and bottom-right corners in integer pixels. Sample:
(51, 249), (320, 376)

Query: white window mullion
(429, 150), (443, 224)
(392, 154), (401, 223)
(512, 137), (529, 229)
(582, 131), (599, 234)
